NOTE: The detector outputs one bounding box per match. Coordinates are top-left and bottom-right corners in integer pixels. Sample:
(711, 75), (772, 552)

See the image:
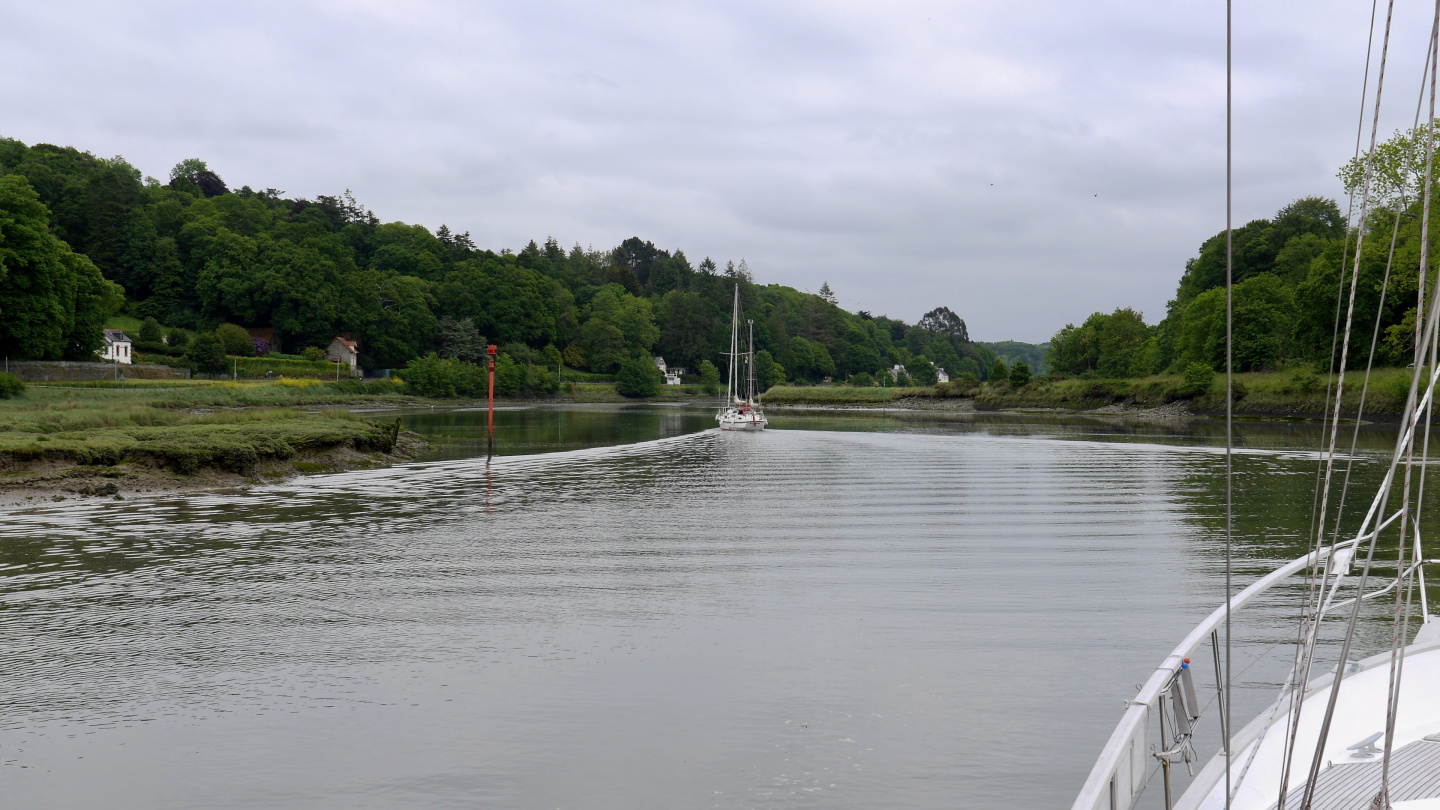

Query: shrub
(616, 356), (663, 397)
(166, 327), (191, 348)
(302, 346), (326, 362)
(401, 354), (486, 397)
(253, 337), (270, 356)
(215, 323), (255, 356)
(0, 372), (25, 399)
(698, 360), (720, 395)
(186, 333), (228, 373)
(139, 317), (163, 343)
(1008, 361), (1032, 388)
(849, 372), (875, 387)
(1179, 362), (1216, 397)
(990, 358), (1008, 381)
(1290, 368), (1320, 396)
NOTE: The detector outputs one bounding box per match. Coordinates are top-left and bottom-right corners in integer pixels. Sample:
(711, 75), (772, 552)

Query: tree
(0, 175), (123, 360)
(185, 333), (227, 373)
(698, 359), (720, 395)
(139, 317), (162, 343)
(166, 327), (190, 348)
(918, 306), (970, 343)
(214, 323), (255, 356)
(577, 318), (627, 372)
(1009, 361), (1032, 387)
(908, 355), (938, 385)
(616, 355), (663, 397)
(341, 270), (436, 368)
(818, 281), (837, 305)
(990, 358), (1008, 381)
(754, 349), (783, 390)
(434, 316), (485, 362)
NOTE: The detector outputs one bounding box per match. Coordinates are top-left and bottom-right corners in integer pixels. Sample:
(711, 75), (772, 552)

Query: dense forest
(1048, 123), (1440, 378)
(0, 137), (999, 391)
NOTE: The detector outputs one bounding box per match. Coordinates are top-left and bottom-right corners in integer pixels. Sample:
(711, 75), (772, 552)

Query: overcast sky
(2, 1), (1435, 342)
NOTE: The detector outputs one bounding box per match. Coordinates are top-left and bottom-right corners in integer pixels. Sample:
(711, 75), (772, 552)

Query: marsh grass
(0, 381), (411, 474)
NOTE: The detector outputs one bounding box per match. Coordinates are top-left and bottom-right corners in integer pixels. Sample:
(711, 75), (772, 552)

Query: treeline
(1049, 123), (1440, 377)
(0, 138), (999, 391)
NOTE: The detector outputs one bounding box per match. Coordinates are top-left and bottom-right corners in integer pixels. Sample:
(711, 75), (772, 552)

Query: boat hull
(717, 410), (767, 431)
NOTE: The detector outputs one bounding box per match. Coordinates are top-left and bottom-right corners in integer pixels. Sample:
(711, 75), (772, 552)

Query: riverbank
(761, 367), (1417, 420)
(0, 379), (426, 505)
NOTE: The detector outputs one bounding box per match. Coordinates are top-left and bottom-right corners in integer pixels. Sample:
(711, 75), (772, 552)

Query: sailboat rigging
(1073, 2), (1440, 809)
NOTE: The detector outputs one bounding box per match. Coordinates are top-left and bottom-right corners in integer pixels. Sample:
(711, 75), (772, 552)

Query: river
(0, 405), (1427, 808)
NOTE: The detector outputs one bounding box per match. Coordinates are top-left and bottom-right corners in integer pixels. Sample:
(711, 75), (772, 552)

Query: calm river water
(0, 405), (1427, 809)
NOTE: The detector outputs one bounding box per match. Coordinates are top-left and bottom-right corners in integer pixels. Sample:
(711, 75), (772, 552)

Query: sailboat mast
(725, 285), (739, 406)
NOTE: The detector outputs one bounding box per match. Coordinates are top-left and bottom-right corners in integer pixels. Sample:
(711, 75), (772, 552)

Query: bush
(215, 323), (255, 356)
(0, 372), (25, 399)
(990, 358), (1008, 381)
(139, 317), (163, 343)
(186, 333), (228, 373)
(1009, 361), (1032, 388)
(166, 327), (191, 348)
(849, 372), (875, 387)
(698, 360), (720, 395)
(253, 337), (270, 356)
(616, 356), (663, 397)
(302, 346), (326, 362)
(134, 340), (185, 357)
(401, 354), (487, 397)
(1180, 362), (1216, 397)
(1290, 368), (1320, 396)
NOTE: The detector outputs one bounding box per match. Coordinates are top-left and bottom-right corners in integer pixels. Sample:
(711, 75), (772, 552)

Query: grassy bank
(0, 379), (420, 501)
(763, 367), (1419, 418)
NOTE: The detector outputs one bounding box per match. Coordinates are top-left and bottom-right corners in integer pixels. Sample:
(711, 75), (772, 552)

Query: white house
(653, 356), (682, 386)
(890, 363), (908, 380)
(98, 329), (132, 364)
(936, 368), (950, 383)
(326, 336), (360, 375)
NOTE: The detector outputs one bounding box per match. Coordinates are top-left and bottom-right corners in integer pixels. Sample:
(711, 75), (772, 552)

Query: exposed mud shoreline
(0, 432), (428, 508)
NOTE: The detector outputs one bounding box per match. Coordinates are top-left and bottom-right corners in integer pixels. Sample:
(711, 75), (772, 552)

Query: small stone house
(326, 337), (360, 375)
(98, 329), (133, 364)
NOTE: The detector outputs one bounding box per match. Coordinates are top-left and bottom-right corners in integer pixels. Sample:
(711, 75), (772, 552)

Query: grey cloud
(0, 0), (1428, 340)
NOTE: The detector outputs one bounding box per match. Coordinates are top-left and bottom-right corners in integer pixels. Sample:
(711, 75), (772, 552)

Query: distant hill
(976, 341), (1051, 375)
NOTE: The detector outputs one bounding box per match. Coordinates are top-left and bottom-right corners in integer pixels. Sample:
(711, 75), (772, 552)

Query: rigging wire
(1381, 5), (1440, 801)
(1278, 6), (1384, 802)
(1298, 0), (1400, 804)
(1224, 1), (1234, 800)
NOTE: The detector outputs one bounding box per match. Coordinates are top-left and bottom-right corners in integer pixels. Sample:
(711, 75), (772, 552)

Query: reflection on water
(0, 408), (1430, 809)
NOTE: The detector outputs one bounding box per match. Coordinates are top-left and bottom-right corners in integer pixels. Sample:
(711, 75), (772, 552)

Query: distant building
(326, 337), (360, 375)
(936, 368), (950, 383)
(98, 329), (132, 364)
(653, 356), (682, 386)
(890, 363), (908, 380)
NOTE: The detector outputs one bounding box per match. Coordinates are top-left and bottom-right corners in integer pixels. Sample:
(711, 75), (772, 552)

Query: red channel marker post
(487, 344), (497, 458)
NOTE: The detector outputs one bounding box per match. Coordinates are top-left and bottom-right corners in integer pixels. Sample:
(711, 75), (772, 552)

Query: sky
(2, 1), (1436, 342)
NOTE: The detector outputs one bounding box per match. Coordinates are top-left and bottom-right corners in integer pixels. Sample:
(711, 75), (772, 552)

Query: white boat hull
(717, 409), (767, 431)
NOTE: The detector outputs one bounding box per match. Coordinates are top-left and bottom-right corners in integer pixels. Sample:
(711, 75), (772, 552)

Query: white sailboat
(1075, 6), (1440, 810)
(717, 284), (767, 431)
